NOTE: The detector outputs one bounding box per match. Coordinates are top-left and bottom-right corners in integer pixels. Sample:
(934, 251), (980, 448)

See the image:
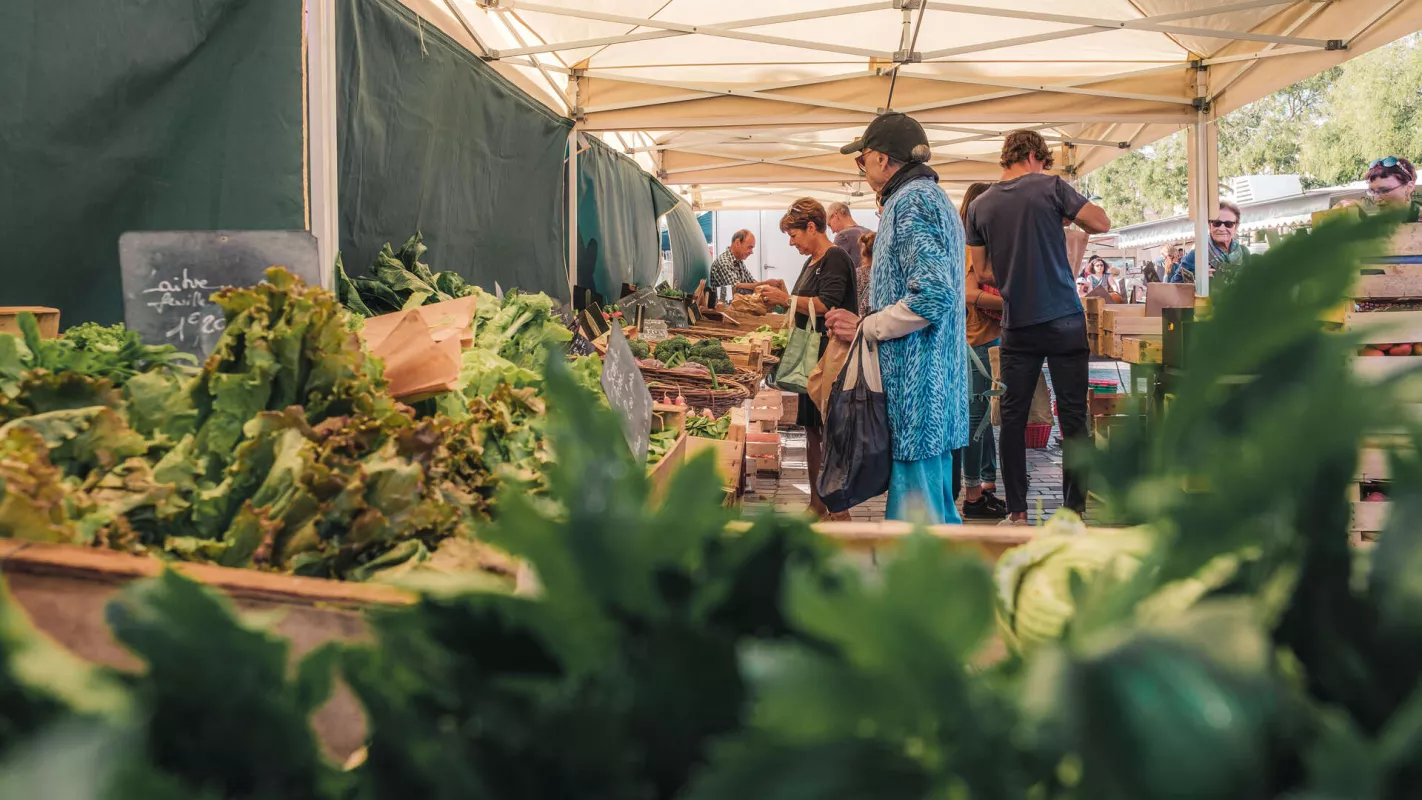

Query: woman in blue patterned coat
(829, 113), (969, 524)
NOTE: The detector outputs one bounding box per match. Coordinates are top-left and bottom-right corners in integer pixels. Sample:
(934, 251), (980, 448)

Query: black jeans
(999, 313), (1090, 515)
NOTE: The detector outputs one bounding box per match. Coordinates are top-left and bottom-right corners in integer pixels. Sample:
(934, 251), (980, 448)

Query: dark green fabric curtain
(577, 136), (680, 297)
(338, 0), (573, 299)
(0, 0), (306, 326)
(666, 203), (711, 293)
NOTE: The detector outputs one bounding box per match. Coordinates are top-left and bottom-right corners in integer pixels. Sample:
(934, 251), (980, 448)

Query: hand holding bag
(769, 295), (821, 394)
(808, 333), (853, 420)
(817, 330), (892, 513)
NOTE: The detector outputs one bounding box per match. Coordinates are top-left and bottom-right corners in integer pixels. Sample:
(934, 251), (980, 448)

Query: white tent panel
(384, 0), (1422, 209)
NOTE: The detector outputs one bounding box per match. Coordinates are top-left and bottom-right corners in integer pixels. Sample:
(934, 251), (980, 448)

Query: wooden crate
(0, 541), (411, 761)
(1121, 335), (1163, 364)
(651, 402), (688, 435)
(749, 391), (782, 426)
(1341, 310), (1422, 343)
(1352, 356), (1422, 402)
(1084, 297), (1106, 336)
(1106, 316), (1163, 337)
(648, 431), (689, 496)
(0, 307), (60, 339)
(1101, 333), (1123, 360)
(779, 391), (799, 426)
(687, 436), (745, 492)
(1351, 265), (1422, 300)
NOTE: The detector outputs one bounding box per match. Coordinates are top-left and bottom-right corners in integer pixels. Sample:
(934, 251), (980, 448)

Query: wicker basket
(1025, 423), (1053, 449)
(645, 380), (751, 417)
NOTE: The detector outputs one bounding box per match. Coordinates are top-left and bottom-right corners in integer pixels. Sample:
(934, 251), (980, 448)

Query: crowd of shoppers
(765, 115), (1417, 526)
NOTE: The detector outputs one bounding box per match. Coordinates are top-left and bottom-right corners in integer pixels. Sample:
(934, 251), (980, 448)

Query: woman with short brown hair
(759, 197), (859, 519)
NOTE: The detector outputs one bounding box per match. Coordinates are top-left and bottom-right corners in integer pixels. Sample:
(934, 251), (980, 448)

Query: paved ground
(742, 427), (1081, 525)
(741, 364), (1125, 526)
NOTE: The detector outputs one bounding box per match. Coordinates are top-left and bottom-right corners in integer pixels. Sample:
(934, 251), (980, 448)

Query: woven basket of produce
(646, 379), (751, 417)
(639, 363), (758, 395)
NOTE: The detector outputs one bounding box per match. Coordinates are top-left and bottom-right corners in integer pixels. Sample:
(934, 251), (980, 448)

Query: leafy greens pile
(4, 215), (1422, 798)
(335, 232), (476, 317)
(0, 269), (520, 582)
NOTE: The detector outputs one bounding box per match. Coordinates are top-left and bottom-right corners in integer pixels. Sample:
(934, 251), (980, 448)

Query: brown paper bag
(808, 335), (853, 420)
(989, 346), (1053, 426)
(358, 309), (463, 400)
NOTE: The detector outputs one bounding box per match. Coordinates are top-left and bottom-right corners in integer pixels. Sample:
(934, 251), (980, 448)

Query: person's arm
(965, 204), (994, 285)
(1072, 202), (1111, 234)
(968, 245), (992, 285)
(965, 269), (1003, 312)
(1056, 177), (1111, 234)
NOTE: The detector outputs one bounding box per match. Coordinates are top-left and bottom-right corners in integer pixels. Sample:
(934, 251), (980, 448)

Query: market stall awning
(399, 0), (1422, 209)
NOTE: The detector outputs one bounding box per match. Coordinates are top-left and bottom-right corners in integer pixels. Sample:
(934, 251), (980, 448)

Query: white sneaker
(999, 517), (1030, 527)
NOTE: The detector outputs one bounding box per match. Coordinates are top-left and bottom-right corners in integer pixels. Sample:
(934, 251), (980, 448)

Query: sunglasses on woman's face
(1209, 219), (1237, 229)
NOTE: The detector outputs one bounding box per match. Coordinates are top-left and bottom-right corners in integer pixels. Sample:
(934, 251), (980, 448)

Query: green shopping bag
(770, 296), (821, 394)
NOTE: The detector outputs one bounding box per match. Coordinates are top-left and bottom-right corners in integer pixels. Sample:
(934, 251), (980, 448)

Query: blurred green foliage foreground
(1, 213), (1421, 799)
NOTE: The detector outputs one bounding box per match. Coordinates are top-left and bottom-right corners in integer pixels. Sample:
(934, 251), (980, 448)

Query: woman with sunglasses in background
(1170, 200), (1249, 293)
(1360, 157), (1419, 221)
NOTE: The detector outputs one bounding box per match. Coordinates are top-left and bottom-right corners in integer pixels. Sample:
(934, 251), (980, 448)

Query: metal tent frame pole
(307, 0), (340, 289)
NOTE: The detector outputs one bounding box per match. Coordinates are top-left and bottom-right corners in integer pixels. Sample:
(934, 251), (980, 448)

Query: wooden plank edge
(0, 542), (416, 608)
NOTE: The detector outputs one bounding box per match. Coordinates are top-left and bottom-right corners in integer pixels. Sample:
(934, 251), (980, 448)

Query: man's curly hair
(1000, 130), (1054, 170)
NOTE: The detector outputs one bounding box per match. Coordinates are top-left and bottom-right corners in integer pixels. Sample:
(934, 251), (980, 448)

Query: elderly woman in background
(758, 198), (858, 520)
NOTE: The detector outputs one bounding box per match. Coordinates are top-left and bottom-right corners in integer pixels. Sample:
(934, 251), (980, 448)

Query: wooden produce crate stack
(648, 402), (690, 497)
(746, 391), (784, 475)
(686, 406), (747, 503)
(1084, 297), (1105, 355)
(1339, 223), (1422, 542)
(1100, 306), (1157, 359)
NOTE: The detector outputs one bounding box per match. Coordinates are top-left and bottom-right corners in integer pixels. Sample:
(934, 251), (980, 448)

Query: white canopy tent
(306, 0), (1422, 296)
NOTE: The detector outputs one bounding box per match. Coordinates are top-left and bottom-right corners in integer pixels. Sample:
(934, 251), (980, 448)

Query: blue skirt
(886, 451), (963, 525)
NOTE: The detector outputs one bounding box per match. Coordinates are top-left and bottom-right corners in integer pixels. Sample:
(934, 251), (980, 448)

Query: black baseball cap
(840, 112), (931, 163)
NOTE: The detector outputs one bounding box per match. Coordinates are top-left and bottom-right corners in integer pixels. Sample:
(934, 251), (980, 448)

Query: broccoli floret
(628, 339), (652, 359)
(654, 336), (694, 363)
(691, 356), (736, 375)
(689, 339), (728, 360)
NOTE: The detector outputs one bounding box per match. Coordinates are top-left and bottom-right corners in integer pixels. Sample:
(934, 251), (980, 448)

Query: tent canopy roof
(404, 0), (1422, 208)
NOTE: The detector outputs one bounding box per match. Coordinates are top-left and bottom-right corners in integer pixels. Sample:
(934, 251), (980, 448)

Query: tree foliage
(1084, 35), (1420, 226)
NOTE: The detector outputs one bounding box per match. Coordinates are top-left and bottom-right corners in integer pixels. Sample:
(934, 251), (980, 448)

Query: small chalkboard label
(641, 319), (669, 342)
(600, 322), (652, 463)
(119, 231), (319, 358)
(662, 300), (690, 329)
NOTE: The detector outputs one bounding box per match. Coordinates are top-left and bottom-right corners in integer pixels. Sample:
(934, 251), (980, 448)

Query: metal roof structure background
(396, 0), (1422, 210)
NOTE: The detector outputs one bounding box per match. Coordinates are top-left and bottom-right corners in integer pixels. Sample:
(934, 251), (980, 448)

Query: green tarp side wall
(338, 0), (573, 299)
(577, 136), (680, 297)
(666, 203), (711, 293)
(0, 0), (306, 326)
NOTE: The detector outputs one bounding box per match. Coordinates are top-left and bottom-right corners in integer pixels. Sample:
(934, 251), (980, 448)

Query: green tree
(1300, 36), (1422, 186)
(1217, 68), (1339, 184)
(1083, 35), (1420, 227)
(1081, 133), (1188, 227)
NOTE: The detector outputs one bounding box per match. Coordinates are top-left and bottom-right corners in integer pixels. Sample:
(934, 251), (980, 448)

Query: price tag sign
(600, 323), (653, 462)
(118, 231), (319, 359)
(641, 319), (669, 342)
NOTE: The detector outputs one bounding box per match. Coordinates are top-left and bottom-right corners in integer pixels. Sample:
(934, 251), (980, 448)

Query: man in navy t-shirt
(966, 130), (1111, 525)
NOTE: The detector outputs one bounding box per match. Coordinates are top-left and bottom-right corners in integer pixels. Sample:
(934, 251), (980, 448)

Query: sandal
(820, 510), (853, 522)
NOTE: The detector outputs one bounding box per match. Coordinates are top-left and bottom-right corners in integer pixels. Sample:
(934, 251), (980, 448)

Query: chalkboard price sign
(600, 323), (652, 463)
(118, 231), (320, 358)
(661, 299), (690, 329)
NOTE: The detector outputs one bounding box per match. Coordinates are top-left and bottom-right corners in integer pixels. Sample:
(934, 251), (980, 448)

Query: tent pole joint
(1192, 97), (1211, 112)
(1325, 39), (1346, 51)
(893, 49), (922, 63)
(893, 0), (924, 8)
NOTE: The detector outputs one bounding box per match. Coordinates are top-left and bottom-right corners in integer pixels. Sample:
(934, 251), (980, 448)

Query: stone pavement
(741, 427), (1079, 525)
